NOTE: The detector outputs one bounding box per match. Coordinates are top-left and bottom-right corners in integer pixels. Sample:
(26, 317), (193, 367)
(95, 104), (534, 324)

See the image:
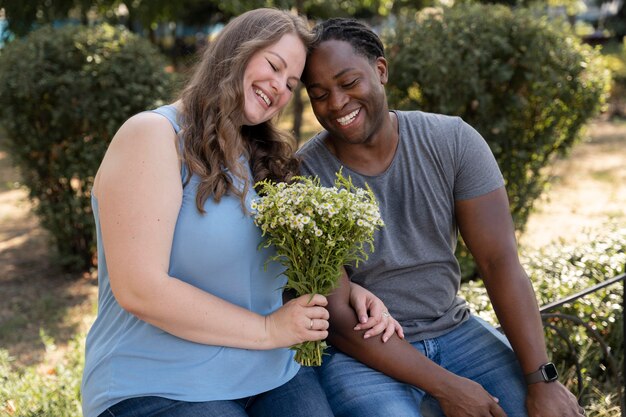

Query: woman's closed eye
(267, 59), (278, 72)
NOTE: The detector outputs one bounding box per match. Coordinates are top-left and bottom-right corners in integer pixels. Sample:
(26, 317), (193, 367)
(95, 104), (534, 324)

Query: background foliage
(602, 42), (626, 117)
(0, 23), (173, 271)
(0, 333), (84, 417)
(385, 4), (611, 233)
(463, 226), (625, 411)
(383, 4), (611, 278)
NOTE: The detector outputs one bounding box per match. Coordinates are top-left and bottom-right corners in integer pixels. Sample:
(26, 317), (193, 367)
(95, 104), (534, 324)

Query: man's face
(304, 40), (388, 146)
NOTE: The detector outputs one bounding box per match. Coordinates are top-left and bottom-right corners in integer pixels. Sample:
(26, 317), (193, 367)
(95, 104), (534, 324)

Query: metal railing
(539, 272), (625, 416)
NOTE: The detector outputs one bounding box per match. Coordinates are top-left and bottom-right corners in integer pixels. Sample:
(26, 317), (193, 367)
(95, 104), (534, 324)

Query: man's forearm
(326, 282), (454, 397)
(483, 262), (549, 374)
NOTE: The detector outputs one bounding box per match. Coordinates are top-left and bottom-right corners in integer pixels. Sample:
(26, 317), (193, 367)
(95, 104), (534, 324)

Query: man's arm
(328, 272), (506, 417)
(455, 187), (584, 417)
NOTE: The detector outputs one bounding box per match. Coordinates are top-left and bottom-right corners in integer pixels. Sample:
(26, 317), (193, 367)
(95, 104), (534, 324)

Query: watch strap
(525, 368), (547, 384)
(525, 362), (558, 384)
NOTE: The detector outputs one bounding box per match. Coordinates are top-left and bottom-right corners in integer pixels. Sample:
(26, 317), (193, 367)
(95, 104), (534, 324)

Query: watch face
(542, 363), (558, 380)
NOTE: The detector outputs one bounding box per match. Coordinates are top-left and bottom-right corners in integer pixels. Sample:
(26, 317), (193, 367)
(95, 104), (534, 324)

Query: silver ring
(309, 319), (314, 330)
(382, 311), (390, 318)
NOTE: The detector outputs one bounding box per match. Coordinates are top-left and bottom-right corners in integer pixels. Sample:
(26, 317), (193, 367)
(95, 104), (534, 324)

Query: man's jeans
(316, 315), (528, 417)
(98, 366), (333, 417)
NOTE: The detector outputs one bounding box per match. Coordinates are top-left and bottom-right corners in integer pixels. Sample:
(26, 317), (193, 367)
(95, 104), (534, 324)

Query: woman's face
(242, 33), (306, 126)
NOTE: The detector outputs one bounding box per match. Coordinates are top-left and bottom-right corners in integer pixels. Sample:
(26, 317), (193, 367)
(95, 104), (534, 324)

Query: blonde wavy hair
(179, 8), (313, 213)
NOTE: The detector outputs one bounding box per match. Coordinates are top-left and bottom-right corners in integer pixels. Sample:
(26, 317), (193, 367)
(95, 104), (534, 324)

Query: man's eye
(343, 79), (358, 88)
(309, 93), (327, 101)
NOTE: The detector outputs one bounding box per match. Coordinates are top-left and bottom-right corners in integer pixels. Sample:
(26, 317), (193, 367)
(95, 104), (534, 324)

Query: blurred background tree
(0, 0), (621, 272)
(383, 4), (611, 278)
(0, 23), (173, 271)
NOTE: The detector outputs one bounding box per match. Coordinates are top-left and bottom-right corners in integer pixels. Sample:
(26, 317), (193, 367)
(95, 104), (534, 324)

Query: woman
(82, 8), (398, 417)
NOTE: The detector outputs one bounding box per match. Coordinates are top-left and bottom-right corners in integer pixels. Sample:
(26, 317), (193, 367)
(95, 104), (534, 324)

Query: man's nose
(328, 90), (348, 111)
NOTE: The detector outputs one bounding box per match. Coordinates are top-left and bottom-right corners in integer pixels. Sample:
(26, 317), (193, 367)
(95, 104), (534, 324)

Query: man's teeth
(255, 89), (271, 106)
(337, 109), (360, 125)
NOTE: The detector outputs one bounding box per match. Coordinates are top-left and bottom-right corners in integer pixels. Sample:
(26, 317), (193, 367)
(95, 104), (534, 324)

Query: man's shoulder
(395, 109), (462, 128)
(297, 131), (327, 158)
(395, 110), (465, 147)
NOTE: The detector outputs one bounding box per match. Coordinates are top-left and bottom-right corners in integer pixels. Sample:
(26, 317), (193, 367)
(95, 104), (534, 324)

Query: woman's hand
(265, 294), (330, 349)
(349, 281), (404, 342)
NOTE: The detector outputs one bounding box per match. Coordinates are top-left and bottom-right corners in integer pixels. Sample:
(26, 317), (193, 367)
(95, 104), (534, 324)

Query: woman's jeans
(316, 315), (528, 417)
(98, 366), (333, 417)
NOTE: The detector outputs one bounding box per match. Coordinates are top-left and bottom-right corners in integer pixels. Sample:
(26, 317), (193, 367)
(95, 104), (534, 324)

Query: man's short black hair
(311, 18), (385, 61)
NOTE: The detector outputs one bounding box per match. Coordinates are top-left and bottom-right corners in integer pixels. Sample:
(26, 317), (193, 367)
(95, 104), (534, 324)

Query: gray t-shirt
(298, 110), (504, 342)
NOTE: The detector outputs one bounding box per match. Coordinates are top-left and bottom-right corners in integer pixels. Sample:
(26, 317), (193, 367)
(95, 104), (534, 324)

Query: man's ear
(376, 57), (389, 85)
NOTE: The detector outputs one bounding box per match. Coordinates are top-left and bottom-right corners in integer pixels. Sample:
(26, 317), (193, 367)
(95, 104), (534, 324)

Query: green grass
(0, 334), (84, 417)
(591, 169), (617, 182)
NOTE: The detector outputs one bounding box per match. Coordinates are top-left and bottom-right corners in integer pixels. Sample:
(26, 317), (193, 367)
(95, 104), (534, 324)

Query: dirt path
(0, 119), (624, 368)
(0, 149), (97, 367)
(520, 119), (626, 248)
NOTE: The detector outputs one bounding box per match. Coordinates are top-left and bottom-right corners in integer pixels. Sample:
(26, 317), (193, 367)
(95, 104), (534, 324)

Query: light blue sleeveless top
(81, 105), (299, 417)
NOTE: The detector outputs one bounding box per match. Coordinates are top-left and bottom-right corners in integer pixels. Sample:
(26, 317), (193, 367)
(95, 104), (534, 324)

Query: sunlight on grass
(0, 333), (84, 417)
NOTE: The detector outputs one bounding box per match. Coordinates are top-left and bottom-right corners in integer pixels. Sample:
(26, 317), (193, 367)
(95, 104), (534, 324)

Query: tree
(604, 0), (626, 39)
(0, 24), (173, 271)
(1, 0), (230, 38)
(2, 0), (90, 35)
(384, 4), (610, 277)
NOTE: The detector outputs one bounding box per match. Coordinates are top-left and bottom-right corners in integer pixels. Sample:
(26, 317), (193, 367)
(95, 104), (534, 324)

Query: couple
(82, 8), (584, 417)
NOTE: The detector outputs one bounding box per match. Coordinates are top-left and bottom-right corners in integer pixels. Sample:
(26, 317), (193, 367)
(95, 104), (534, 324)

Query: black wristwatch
(525, 362), (559, 384)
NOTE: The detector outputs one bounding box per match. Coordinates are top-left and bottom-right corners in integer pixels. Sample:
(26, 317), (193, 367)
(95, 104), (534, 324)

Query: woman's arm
(95, 112), (328, 350)
(348, 280), (404, 341)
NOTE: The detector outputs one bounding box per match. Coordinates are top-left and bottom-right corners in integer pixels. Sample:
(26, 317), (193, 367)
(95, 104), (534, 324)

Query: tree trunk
(291, 0), (305, 144)
(292, 84), (304, 144)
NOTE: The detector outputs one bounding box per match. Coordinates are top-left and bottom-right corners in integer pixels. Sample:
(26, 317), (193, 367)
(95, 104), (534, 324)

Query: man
(297, 18), (585, 417)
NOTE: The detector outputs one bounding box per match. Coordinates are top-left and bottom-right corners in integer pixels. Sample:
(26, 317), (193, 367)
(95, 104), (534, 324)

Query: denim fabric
(316, 316), (528, 417)
(99, 366), (333, 417)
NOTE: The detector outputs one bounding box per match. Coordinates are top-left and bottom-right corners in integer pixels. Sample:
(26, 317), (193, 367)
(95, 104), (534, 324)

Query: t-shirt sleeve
(454, 119), (504, 201)
(296, 135), (339, 188)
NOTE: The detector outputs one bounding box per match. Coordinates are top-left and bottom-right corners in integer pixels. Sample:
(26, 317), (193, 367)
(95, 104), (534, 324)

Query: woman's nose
(270, 77), (287, 95)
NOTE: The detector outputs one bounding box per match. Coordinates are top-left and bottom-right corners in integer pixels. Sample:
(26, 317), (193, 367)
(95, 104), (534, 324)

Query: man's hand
(433, 375), (507, 417)
(431, 375), (506, 417)
(526, 382), (585, 417)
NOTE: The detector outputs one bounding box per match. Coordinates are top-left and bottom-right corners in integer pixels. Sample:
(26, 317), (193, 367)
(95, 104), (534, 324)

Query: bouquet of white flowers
(252, 171), (384, 366)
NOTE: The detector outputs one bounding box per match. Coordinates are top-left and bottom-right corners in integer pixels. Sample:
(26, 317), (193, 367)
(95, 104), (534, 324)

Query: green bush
(0, 24), (173, 272)
(0, 332), (84, 417)
(602, 41), (626, 117)
(384, 4), (610, 233)
(463, 225), (625, 409)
